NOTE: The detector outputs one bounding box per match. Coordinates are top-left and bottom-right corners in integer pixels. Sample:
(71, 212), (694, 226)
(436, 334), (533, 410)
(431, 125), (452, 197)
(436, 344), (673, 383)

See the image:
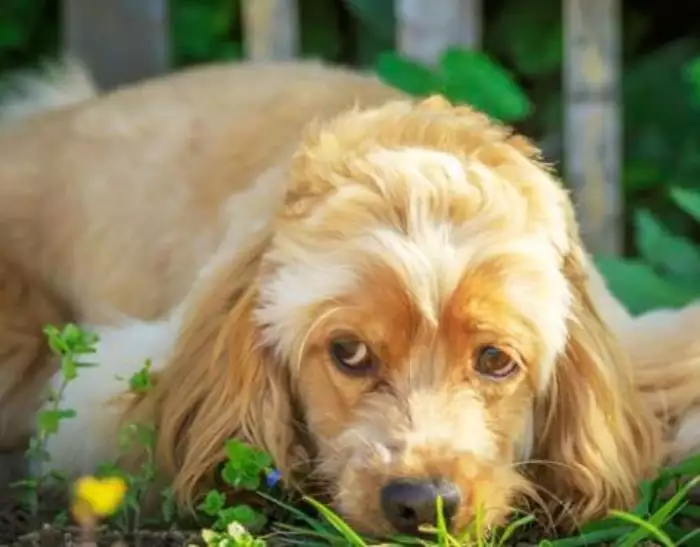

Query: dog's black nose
(380, 478), (461, 535)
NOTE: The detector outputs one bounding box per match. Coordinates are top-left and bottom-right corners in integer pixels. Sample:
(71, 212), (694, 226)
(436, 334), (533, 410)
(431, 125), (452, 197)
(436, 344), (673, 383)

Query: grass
(9, 323), (700, 547)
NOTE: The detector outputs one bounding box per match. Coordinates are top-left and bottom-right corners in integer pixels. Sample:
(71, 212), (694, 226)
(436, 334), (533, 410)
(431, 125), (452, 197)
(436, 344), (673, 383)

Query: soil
(0, 491), (203, 547)
(0, 486), (668, 547)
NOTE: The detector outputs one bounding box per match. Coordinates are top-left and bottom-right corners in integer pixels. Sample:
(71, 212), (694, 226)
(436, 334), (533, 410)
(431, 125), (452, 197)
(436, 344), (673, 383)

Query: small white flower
(226, 521), (248, 539)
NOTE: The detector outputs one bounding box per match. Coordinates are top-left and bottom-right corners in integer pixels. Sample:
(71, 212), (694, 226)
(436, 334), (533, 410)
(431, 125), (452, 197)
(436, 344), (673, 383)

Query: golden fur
(0, 59), (699, 536)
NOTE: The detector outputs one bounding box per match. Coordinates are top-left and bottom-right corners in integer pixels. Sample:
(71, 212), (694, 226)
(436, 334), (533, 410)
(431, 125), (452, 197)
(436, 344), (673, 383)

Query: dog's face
(253, 98), (576, 534)
(154, 96), (659, 539)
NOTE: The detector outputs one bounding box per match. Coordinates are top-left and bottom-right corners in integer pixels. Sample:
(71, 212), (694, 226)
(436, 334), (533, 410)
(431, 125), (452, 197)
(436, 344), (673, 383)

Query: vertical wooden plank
(397, 0), (482, 65)
(64, 0), (170, 90)
(564, 0), (622, 255)
(242, 0), (299, 61)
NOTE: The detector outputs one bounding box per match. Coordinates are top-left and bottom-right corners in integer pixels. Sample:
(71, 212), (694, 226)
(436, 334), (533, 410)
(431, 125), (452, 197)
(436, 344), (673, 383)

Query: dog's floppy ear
(122, 235), (304, 507)
(532, 220), (663, 526)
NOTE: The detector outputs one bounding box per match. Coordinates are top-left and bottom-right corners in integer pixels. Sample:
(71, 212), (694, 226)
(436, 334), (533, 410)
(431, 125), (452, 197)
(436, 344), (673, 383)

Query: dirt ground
(0, 491), (203, 547)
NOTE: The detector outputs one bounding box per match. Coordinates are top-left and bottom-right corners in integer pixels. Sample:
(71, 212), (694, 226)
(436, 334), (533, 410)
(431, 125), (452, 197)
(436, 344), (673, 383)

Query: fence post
(242, 0), (299, 61)
(63, 0), (170, 90)
(564, 0), (622, 255)
(396, 0), (482, 64)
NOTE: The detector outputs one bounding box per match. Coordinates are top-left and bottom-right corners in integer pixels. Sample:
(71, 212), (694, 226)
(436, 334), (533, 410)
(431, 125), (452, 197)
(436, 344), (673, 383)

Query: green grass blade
(542, 527), (634, 547)
(660, 454), (700, 480)
(618, 475), (700, 546)
(257, 492), (336, 536)
(678, 504), (700, 519)
(610, 510), (676, 547)
(677, 527), (700, 546)
(303, 496), (368, 547)
(273, 522), (355, 546)
(496, 514), (536, 547)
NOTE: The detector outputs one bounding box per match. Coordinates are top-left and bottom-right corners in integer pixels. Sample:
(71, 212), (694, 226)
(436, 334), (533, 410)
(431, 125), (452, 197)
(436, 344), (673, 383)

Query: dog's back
(0, 60), (403, 323)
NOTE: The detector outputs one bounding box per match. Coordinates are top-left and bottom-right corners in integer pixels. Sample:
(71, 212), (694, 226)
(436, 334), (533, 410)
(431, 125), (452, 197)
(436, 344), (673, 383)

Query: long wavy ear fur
(532, 226), (664, 527)
(120, 235), (303, 507)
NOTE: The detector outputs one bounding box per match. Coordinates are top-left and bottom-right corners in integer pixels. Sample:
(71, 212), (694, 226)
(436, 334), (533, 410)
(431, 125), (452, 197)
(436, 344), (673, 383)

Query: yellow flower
(72, 476), (127, 520)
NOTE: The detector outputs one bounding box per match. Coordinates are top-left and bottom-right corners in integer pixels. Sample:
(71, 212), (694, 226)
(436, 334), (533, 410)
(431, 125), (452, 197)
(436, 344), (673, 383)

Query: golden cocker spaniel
(1, 59), (700, 537)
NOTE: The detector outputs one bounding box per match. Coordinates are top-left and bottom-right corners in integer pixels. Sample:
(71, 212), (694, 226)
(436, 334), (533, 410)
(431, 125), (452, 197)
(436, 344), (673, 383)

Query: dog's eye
(329, 338), (376, 375)
(475, 346), (519, 379)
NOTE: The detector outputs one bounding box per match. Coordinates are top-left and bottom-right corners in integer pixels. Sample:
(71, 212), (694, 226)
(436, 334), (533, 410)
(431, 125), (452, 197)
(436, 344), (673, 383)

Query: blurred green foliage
(1, 0), (700, 314)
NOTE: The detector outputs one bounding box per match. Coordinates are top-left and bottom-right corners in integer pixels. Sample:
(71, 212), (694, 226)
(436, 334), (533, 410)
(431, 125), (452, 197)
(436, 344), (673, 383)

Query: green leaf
(595, 256), (700, 314)
(635, 209), (700, 282)
(225, 439), (254, 462)
(220, 460), (261, 491)
(128, 360), (153, 393)
(375, 52), (441, 97)
(624, 39), (700, 176)
(251, 450), (272, 470)
(438, 48), (532, 122)
(221, 504), (260, 527)
(171, 0), (238, 64)
(671, 186), (700, 223)
(37, 409), (76, 435)
(199, 489), (226, 516)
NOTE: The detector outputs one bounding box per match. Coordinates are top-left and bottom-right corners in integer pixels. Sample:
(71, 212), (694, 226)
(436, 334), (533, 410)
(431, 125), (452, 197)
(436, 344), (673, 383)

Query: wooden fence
(63, 0), (621, 256)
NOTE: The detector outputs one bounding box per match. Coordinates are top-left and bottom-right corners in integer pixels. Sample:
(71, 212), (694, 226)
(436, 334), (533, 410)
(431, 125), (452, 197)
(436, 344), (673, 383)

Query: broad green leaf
(171, 0), (237, 64)
(438, 48), (531, 122)
(199, 489), (226, 516)
(595, 256), (700, 314)
(37, 409), (76, 435)
(624, 39), (700, 176)
(671, 186), (700, 223)
(252, 450), (272, 469)
(635, 209), (700, 281)
(375, 52), (440, 97)
(220, 504), (260, 527)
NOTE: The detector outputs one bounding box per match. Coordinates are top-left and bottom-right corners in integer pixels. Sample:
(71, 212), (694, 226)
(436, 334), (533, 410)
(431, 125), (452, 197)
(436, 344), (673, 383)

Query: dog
(1, 58), (700, 537)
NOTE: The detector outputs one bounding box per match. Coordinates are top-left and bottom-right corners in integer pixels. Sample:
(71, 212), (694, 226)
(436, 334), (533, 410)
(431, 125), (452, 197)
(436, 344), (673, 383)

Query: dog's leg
(0, 256), (69, 485)
(620, 301), (700, 463)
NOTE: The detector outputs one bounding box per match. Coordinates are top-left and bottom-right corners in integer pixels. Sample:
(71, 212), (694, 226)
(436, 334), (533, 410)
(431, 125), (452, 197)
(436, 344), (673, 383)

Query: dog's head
(144, 96), (662, 537)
